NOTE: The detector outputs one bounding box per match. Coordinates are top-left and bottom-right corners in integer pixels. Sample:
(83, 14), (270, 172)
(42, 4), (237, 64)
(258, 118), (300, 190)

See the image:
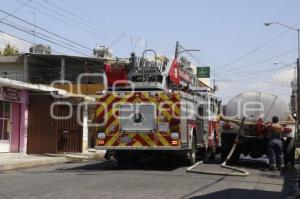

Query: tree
(1, 44), (19, 56)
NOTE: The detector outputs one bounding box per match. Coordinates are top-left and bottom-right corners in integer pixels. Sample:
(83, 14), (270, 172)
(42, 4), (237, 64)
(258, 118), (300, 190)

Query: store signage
(1, 87), (21, 103)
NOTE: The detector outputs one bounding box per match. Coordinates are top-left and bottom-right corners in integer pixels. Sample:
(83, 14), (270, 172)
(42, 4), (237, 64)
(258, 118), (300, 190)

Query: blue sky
(0, 0), (299, 103)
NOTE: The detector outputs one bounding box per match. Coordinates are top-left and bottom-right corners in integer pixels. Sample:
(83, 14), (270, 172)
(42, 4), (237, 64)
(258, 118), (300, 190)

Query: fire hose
(186, 117), (250, 176)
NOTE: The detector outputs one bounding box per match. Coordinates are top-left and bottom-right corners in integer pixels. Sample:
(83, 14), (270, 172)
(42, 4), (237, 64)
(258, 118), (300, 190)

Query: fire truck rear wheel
(187, 134), (197, 165)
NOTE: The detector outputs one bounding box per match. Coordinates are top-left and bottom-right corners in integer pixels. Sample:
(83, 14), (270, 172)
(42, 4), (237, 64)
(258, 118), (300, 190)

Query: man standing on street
(267, 116), (284, 171)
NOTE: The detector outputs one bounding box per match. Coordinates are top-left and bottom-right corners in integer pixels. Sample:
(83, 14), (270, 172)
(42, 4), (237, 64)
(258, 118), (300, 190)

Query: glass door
(0, 101), (11, 152)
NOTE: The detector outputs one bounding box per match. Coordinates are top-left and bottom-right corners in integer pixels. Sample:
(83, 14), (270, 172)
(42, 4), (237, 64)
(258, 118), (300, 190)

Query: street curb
(0, 157), (67, 171)
(64, 153), (105, 162)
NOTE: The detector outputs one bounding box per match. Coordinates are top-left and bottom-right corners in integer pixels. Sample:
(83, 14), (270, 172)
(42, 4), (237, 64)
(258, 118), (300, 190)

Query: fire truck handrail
(141, 49), (158, 84)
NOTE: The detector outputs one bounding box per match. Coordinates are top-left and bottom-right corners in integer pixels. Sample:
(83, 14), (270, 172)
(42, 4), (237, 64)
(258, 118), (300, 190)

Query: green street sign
(197, 67), (210, 78)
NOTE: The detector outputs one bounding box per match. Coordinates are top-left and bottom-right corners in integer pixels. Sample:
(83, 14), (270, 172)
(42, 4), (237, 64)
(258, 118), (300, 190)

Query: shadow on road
(58, 157), (186, 172)
(186, 188), (281, 199)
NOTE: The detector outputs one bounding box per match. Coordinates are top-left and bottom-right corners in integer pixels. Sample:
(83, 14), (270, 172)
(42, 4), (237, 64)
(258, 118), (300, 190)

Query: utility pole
(175, 41), (180, 59)
(32, 11), (36, 53)
(265, 22), (300, 144)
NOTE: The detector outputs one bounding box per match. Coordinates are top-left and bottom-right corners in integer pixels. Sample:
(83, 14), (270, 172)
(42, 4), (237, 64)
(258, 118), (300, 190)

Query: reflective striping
(104, 96), (136, 135)
(139, 133), (155, 146)
(146, 96), (172, 121)
(105, 133), (119, 146)
(132, 140), (143, 147)
(96, 92), (181, 147)
(96, 94), (116, 117)
(159, 93), (180, 117)
(156, 132), (171, 146)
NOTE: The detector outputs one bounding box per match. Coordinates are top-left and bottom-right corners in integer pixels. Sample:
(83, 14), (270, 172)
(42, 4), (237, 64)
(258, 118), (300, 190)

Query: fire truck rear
(95, 43), (221, 165)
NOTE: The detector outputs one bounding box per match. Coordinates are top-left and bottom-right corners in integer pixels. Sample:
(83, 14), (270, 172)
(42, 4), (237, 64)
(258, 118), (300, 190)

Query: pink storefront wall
(9, 90), (28, 153)
(10, 103), (20, 152)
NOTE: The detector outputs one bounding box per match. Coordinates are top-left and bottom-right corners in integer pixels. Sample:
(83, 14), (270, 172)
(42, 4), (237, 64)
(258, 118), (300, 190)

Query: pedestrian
(266, 116), (284, 171)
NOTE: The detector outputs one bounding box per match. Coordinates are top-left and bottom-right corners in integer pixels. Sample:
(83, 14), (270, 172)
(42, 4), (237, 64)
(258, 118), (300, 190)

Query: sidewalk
(0, 150), (106, 171)
(0, 153), (66, 171)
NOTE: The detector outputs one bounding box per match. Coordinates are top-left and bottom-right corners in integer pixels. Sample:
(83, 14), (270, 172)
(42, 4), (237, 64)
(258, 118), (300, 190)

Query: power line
(0, 0), (32, 20)
(214, 22), (300, 73)
(0, 10), (93, 52)
(5, 19), (91, 55)
(213, 48), (297, 76)
(13, 0), (127, 47)
(52, 0), (172, 55)
(0, 20), (90, 56)
(32, 0), (122, 41)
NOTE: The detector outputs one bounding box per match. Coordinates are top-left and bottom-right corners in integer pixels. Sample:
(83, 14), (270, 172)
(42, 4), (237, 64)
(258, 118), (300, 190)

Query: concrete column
(60, 56), (65, 81)
(19, 90), (28, 153)
(23, 55), (28, 82)
(82, 103), (88, 153)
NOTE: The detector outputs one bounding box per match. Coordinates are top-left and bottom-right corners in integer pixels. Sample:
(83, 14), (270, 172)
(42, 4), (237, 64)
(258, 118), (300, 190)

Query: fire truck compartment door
(119, 103), (156, 131)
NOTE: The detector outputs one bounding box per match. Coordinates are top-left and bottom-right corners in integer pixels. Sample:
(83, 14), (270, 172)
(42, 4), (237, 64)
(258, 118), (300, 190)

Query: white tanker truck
(221, 91), (296, 166)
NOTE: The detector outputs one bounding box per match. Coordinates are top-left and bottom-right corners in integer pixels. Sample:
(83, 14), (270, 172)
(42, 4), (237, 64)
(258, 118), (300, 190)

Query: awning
(0, 77), (95, 101)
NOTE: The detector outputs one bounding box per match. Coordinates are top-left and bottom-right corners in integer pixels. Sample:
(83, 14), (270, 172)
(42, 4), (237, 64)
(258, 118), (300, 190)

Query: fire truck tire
(187, 134), (197, 165)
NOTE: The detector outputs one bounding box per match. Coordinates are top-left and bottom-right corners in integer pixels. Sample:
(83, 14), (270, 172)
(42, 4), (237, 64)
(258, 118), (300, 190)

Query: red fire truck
(95, 42), (221, 165)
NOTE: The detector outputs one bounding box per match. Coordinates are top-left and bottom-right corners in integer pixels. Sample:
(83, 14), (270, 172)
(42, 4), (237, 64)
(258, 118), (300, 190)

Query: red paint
(169, 59), (192, 85)
(104, 63), (128, 86)
(169, 59), (180, 85)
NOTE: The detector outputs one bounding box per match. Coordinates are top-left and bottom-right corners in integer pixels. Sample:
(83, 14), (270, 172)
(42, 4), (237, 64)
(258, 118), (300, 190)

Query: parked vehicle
(94, 43), (221, 165)
(221, 91), (296, 165)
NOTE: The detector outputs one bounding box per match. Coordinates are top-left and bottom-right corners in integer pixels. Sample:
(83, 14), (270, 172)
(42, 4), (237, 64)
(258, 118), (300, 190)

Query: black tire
(187, 135), (197, 165)
(197, 147), (206, 160)
(208, 148), (216, 160)
(221, 134), (232, 163)
(208, 132), (217, 160)
(284, 137), (296, 167)
(221, 133), (240, 164)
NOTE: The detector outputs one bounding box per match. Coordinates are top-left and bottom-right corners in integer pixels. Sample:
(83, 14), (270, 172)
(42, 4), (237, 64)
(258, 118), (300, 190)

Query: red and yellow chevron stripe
(95, 91), (181, 148)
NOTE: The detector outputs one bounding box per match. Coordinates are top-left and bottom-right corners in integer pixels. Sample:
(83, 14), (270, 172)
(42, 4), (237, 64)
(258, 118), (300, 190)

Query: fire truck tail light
(97, 132), (106, 140)
(171, 132), (179, 140)
(171, 140), (178, 145)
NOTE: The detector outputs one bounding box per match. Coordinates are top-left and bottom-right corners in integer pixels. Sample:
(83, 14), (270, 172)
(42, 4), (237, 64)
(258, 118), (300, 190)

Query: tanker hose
(186, 117), (250, 177)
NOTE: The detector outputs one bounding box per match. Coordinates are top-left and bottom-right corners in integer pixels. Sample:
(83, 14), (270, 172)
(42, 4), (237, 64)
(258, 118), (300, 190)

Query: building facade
(0, 87), (28, 153)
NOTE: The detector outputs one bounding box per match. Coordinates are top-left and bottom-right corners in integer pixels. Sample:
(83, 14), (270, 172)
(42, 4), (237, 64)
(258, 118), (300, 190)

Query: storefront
(0, 87), (28, 153)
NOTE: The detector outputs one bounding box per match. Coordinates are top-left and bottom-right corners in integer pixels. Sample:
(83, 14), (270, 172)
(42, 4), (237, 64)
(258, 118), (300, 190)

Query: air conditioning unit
(30, 44), (51, 54)
(93, 45), (113, 59)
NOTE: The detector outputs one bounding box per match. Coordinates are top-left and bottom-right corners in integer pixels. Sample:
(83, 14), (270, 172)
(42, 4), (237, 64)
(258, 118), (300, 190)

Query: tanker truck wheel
(284, 137), (296, 167)
(221, 133), (240, 164)
(187, 134), (197, 166)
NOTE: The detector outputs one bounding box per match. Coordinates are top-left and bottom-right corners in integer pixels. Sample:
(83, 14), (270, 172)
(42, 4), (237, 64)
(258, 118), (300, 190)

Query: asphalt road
(0, 157), (291, 199)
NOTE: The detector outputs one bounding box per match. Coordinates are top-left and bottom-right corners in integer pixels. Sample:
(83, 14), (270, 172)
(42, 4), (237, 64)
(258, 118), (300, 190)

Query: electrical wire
(0, 20), (90, 56)
(0, 10), (93, 52)
(54, 0), (172, 55)
(214, 22), (300, 73)
(4, 19), (91, 55)
(0, 0), (32, 20)
(214, 48), (297, 77)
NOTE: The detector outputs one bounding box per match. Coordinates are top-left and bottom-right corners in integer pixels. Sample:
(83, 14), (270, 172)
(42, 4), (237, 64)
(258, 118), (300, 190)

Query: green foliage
(1, 44), (19, 56)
